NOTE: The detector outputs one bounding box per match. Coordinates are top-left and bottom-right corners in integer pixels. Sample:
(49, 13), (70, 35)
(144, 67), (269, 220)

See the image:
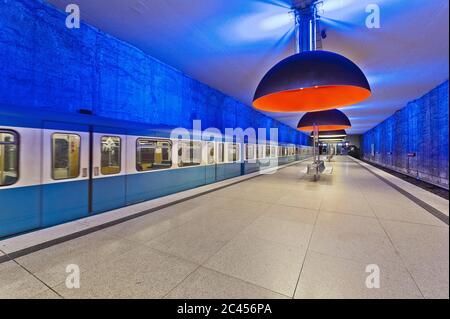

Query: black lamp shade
(253, 51), (371, 112)
(297, 109), (351, 132)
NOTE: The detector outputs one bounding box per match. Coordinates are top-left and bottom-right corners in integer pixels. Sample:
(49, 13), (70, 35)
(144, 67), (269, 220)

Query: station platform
(0, 156), (448, 299)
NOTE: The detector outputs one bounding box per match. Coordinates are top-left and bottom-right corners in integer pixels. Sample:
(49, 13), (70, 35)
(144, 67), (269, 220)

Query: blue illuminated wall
(0, 0), (308, 145)
(362, 81), (449, 188)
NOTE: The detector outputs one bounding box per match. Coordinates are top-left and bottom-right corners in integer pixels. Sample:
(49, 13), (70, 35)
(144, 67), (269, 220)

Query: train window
(245, 144), (255, 160)
(218, 143), (225, 163)
(52, 133), (80, 180)
(178, 141), (202, 167)
(257, 145), (265, 159)
(207, 142), (215, 164)
(136, 138), (172, 171)
(265, 145), (271, 158)
(228, 143), (240, 163)
(101, 136), (121, 175)
(0, 130), (19, 186)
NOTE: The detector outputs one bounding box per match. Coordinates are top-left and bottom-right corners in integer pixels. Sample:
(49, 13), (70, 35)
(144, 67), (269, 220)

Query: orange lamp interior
(253, 85), (371, 112)
(298, 124), (351, 132)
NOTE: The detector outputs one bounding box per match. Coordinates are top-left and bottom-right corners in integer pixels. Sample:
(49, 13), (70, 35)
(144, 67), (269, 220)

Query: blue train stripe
(41, 180), (89, 227)
(92, 175), (127, 214)
(0, 185), (41, 238)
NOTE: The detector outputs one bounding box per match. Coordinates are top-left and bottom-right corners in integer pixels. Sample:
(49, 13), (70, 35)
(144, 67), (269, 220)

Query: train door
(41, 122), (90, 227)
(91, 127), (127, 214)
(240, 143), (245, 175)
(205, 141), (216, 183)
(0, 126), (41, 238)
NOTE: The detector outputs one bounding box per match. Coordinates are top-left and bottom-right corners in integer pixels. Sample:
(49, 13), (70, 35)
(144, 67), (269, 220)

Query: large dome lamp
(297, 109), (351, 132)
(299, 109), (351, 179)
(252, 1), (371, 113)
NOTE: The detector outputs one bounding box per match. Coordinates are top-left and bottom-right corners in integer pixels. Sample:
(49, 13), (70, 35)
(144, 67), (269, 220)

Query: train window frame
(0, 129), (20, 187)
(265, 145), (271, 158)
(51, 133), (81, 181)
(271, 145), (277, 158)
(217, 142), (225, 163)
(245, 144), (256, 161)
(136, 138), (173, 172)
(207, 142), (215, 165)
(227, 143), (240, 163)
(257, 144), (265, 160)
(177, 140), (202, 168)
(100, 135), (122, 176)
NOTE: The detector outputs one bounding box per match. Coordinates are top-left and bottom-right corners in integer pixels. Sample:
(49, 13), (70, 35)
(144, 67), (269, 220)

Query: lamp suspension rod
(294, 0), (319, 53)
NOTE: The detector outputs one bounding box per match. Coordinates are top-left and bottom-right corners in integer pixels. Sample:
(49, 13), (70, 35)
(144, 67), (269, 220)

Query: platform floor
(0, 156), (448, 299)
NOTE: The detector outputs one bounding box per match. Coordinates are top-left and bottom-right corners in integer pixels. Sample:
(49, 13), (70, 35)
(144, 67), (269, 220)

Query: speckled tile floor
(1, 157), (448, 299)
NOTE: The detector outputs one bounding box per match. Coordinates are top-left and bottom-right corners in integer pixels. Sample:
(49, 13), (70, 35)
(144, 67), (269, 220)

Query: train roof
(1, 104), (301, 145)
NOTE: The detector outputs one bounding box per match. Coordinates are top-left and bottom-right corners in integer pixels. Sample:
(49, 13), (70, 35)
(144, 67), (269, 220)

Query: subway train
(0, 106), (313, 238)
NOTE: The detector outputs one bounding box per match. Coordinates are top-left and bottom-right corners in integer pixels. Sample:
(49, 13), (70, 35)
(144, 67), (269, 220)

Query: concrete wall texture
(362, 81), (449, 189)
(0, 0), (308, 145)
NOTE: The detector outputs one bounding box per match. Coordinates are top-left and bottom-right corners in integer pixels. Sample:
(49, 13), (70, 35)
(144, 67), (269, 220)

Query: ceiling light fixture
(310, 129), (347, 138)
(297, 109), (351, 132)
(252, 0), (371, 113)
(318, 138), (345, 142)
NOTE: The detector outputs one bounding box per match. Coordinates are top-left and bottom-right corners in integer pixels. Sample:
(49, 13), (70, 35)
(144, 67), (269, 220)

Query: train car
(0, 105), (313, 238)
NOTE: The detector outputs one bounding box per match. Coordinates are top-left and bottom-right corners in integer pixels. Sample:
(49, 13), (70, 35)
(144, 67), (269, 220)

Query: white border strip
(350, 156), (449, 217)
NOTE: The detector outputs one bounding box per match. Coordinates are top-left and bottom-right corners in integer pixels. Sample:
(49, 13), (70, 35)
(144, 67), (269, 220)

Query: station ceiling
(47, 0), (449, 134)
